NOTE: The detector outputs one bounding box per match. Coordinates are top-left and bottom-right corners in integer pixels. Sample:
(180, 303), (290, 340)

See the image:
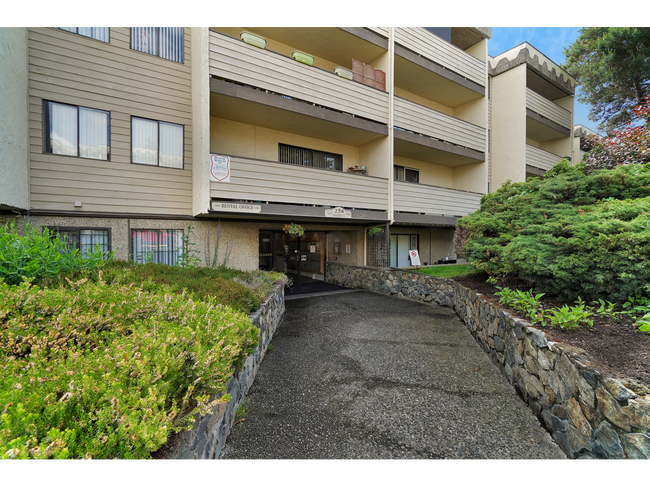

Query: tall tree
(563, 27), (650, 133)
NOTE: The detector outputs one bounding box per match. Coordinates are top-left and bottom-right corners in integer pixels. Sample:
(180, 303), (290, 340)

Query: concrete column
(0, 27), (29, 210)
(191, 27), (211, 216)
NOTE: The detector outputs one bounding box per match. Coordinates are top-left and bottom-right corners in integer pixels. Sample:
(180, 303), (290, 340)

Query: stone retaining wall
(166, 282), (285, 459)
(326, 262), (650, 459)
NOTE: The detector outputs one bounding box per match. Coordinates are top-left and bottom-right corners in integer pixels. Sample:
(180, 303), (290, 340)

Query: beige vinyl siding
(394, 96), (485, 152)
(526, 144), (562, 171)
(210, 155), (389, 211)
(393, 181), (482, 217)
(526, 88), (571, 129)
(366, 28), (389, 38)
(209, 31), (389, 124)
(28, 27), (193, 215)
(394, 27), (485, 87)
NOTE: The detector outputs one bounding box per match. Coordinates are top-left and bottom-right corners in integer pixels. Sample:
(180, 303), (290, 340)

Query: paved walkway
(221, 291), (565, 459)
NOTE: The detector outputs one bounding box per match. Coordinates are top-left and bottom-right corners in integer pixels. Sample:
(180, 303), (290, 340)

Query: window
(131, 27), (184, 63)
(394, 165), (419, 183)
(278, 143), (342, 171)
(132, 229), (183, 265)
(131, 117), (184, 169)
(44, 101), (110, 160)
(49, 228), (111, 258)
(60, 27), (109, 42)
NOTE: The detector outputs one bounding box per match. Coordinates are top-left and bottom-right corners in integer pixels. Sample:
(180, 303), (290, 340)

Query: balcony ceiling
(394, 136), (483, 167)
(527, 69), (569, 101)
(217, 27), (388, 66)
(210, 91), (386, 147)
(394, 55), (484, 107)
(526, 116), (568, 143)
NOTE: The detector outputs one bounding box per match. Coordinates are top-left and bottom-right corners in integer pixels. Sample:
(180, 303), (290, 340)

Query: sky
(488, 27), (597, 134)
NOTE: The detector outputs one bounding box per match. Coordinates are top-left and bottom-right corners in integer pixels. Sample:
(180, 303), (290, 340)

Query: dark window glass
(278, 143), (342, 171)
(49, 228), (111, 259)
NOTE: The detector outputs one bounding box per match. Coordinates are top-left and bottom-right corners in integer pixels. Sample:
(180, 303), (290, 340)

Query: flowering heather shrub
(0, 278), (258, 459)
(51, 261), (266, 313)
(584, 96), (650, 171)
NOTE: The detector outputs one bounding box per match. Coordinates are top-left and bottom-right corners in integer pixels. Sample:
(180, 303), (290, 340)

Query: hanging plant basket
(283, 223), (305, 237)
(368, 227), (385, 237)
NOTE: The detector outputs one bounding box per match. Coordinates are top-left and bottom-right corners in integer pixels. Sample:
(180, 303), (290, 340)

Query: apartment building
(488, 42), (576, 188)
(0, 27), (576, 277)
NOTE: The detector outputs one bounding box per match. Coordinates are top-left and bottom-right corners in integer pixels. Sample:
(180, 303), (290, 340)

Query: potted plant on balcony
(283, 223), (305, 237)
(368, 227), (384, 237)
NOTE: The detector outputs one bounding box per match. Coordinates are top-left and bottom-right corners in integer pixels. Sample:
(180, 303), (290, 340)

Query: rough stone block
(565, 397), (593, 438)
(541, 410), (567, 432)
(626, 398), (650, 430)
(553, 425), (593, 458)
(594, 422), (626, 459)
(601, 377), (637, 402)
(623, 433), (650, 459)
(596, 384), (631, 432)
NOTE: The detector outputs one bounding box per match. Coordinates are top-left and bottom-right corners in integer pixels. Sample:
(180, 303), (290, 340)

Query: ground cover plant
(0, 278), (259, 459)
(0, 221), (286, 459)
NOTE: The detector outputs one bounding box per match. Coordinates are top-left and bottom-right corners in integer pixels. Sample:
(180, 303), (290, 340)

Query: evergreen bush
(456, 162), (650, 302)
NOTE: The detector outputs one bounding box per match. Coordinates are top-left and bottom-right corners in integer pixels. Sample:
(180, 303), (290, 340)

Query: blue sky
(488, 27), (598, 133)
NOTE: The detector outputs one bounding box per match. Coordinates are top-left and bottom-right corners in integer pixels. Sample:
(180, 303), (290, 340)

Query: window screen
(279, 143), (342, 171)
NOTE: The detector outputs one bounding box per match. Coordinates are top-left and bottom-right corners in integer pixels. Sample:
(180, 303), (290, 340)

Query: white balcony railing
(526, 145), (562, 171)
(209, 31), (389, 124)
(394, 27), (486, 86)
(526, 88), (571, 129)
(393, 181), (482, 217)
(209, 155), (389, 211)
(394, 96), (486, 152)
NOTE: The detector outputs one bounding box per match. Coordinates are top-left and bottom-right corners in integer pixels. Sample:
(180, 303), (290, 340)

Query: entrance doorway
(390, 234), (418, 267)
(259, 230), (327, 280)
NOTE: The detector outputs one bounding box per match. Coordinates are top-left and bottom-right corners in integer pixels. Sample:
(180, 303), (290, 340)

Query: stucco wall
(0, 27), (29, 210)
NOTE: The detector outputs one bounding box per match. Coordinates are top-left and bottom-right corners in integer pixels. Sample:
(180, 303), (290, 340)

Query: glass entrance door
(390, 234), (418, 267)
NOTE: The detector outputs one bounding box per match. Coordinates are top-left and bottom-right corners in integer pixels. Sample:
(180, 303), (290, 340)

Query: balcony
(208, 30), (389, 125)
(526, 145), (562, 172)
(394, 27), (486, 87)
(393, 181), (482, 218)
(209, 155), (389, 212)
(526, 88), (572, 143)
(394, 96), (485, 153)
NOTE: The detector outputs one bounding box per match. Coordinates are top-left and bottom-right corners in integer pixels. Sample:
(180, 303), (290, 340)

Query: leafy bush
(0, 222), (110, 285)
(0, 278), (258, 459)
(547, 304), (594, 330)
(457, 163), (650, 302)
(494, 287), (545, 324)
(583, 96), (650, 172)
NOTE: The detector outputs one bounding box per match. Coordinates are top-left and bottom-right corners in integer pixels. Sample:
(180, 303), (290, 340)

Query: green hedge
(457, 163), (650, 302)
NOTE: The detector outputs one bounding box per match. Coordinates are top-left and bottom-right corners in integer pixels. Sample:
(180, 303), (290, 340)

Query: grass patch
(417, 264), (481, 279)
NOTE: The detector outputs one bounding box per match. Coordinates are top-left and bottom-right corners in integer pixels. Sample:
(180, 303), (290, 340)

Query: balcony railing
(208, 31), (389, 124)
(394, 27), (485, 86)
(394, 96), (486, 152)
(526, 145), (562, 171)
(209, 155), (389, 211)
(393, 181), (482, 217)
(526, 88), (571, 129)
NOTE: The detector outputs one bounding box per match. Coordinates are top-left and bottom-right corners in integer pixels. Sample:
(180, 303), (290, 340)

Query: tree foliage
(456, 162), (650, 302)
(563, 27), (650, 132)
(583, 96), (650, 171)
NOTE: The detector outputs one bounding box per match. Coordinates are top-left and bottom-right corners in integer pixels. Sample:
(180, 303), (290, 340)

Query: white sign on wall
(210, 154), (231, 182)
(325, 207), (351, 218)
(409, 250), (421, 266)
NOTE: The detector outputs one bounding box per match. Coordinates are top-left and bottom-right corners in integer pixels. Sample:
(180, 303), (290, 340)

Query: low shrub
(47, 261), (286, 314)
(0, 222), (110, 286)
(456, 163), (650, 302)
(0, 278), (259, 459)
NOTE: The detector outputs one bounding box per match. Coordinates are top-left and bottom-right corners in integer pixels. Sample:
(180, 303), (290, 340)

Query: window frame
(59, 27), (110, 43)
(393, 165), (420, 183)
(131, 228), (184, 266)
(130, 116), (185, 170)
(278, 143), (343, 171)
(43, 100), (111, 161)
(130, 27), (184, 64)
(47, 227), (112, 258)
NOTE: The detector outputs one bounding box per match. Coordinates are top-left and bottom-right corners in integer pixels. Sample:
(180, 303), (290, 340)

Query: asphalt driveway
(220, 291), (565, 459)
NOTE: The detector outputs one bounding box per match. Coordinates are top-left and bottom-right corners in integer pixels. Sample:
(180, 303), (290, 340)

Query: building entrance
(258, 230), (327, 280)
